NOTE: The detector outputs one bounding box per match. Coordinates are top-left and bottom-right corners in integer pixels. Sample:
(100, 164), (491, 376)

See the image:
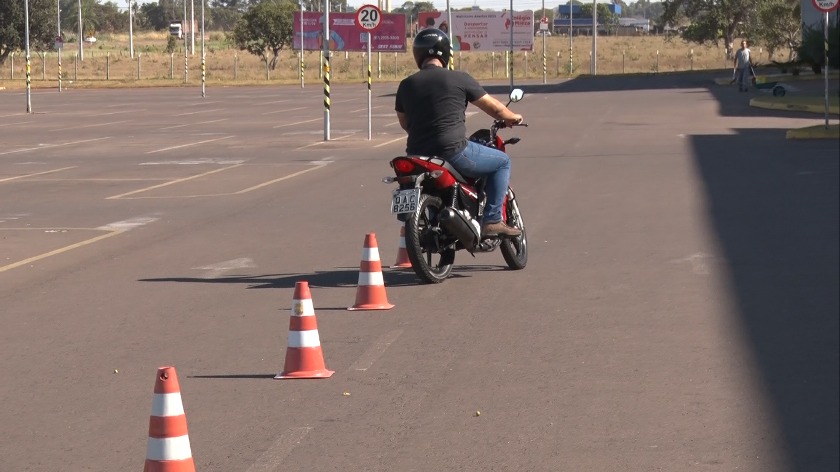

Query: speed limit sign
(812, 0), (839, 11)
(356, 4), (383, 31)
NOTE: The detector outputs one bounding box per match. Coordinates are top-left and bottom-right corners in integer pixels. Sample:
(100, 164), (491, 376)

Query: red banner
(293, 12), (407, 52)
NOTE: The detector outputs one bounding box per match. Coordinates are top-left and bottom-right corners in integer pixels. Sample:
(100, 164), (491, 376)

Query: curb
(750, 96), (840, 114)
(785, 124), (840, 140)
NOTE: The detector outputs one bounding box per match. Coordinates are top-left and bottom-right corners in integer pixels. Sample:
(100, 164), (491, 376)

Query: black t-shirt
(395, 66), (487, 158)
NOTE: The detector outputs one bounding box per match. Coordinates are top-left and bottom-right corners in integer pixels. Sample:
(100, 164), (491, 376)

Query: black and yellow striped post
(25, 54), (31, 113)
(323, 52), (331, 141)
(367, 33), (372, 140)
(58, 50), (62, 92)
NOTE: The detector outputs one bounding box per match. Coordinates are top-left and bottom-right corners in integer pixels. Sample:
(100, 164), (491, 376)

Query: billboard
(418, 10), (534, 52)
(293, 12), (406, 52)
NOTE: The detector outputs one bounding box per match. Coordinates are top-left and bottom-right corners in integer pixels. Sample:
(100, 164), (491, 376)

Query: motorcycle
(383, 88), (528, 284)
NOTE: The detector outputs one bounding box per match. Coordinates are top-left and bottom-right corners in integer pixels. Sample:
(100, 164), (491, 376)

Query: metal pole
(323, 0), (331, 141)
(367, 32), (372, 140)
(542, 0), (546, 84)
(591, 0), (596, 75)
(25, 0), (32, 113)
(191, 0), (196, 56)
(57, 0), (62, 92)
(300, 0), (304, 88)
(569, 15), (573, 75)
(78, 0), (83, 61)
(201, 0), (205, 97)
(509, 0), (514, 90)
(128, 0), (134, 58)
(824, 12), (830, 129)
(446, 0), (453, 69)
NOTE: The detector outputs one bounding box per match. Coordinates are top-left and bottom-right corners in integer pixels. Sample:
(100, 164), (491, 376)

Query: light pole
(58, 0), (62, 92)
(590, 0), (597, 75)
(299, 0), (304, 88)
(191, 0), (195, 56)
(509, 0), (514, 90)
(78, 0), (83, 60)
(128, 0), (134, 58)
(201, 0), (205, 97)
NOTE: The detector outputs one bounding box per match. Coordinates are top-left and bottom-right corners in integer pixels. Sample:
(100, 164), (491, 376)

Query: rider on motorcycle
(394, 28), (524, 238)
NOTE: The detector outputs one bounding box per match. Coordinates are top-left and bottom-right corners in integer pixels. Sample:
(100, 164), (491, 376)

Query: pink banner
(293, 12), (407, 52)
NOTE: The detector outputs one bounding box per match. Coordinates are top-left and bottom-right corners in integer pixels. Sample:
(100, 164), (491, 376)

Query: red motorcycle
(384, 89), (528, 284)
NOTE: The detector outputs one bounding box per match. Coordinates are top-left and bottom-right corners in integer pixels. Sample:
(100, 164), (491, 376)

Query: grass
(0, 31), (794, 89)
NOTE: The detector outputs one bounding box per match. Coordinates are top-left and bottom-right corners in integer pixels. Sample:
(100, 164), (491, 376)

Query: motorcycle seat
(407, 155), (478, 186)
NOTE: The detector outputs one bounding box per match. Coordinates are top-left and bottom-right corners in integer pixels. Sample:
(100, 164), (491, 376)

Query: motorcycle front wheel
(500, 193), (527, 270)
(405, 194), (455, 284)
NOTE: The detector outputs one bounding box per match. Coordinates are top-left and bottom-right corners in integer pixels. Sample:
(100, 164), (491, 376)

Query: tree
(661, 0), (759, 58)
(0, 0), (55, 66)
(580, 3), (620, 34)
(751, 0), (800, 61)
(230, 0), (297, 70)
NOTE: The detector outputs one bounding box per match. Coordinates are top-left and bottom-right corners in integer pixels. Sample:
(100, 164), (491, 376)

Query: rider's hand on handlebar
(504, 114), (524, 128)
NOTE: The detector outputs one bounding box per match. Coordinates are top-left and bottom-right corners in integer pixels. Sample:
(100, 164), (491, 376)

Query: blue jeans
(446, 140), (511, 224)
(737, 67), (751, 91)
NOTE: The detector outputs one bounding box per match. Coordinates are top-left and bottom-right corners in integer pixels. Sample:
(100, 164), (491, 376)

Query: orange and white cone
(391, 225), (412, 269)
(275, 281), (335, 379)
(348, 233), (395, 311)
(144, 366), (195, 472)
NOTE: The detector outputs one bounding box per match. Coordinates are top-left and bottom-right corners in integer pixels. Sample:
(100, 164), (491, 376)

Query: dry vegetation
(0, 31), (790, 89)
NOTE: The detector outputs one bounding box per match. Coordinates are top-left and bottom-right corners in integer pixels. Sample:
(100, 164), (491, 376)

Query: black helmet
(412, 28), (451, 69)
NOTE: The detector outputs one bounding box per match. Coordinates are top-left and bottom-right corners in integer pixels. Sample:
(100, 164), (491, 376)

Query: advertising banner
(293, 12), (406, 52)
(418, 10), (534, 52)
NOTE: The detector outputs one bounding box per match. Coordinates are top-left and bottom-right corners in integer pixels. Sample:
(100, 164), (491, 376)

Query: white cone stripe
(361, 247), (381, 261)
(146, 435), (193, 461)
(150, 393), (185, 417)
(398, 236), (406, 247)
(358, 271), (384, 286)
(291, 298), (314, 316)
(288, 329), (321, 348)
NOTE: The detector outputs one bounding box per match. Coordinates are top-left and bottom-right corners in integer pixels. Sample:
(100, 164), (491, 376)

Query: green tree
(751, 0), (800, 61)
(661, 0), (760, 58)
(230, 0), (297, 70)
(60, 0), (100, 37)
(1, 0), (56, 66)
(580, 3), (620, 34)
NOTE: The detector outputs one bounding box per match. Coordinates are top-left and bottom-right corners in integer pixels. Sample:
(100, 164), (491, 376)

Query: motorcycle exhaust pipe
(439, 208), (479, 251)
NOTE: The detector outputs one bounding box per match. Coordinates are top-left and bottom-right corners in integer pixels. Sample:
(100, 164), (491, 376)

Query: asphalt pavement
(1, 73), (838, 471)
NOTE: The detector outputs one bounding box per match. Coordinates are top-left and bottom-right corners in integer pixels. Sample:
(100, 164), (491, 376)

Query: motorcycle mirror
(509, 88), (524, 103)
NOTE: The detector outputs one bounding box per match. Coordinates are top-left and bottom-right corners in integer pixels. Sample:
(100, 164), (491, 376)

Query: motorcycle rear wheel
(500, 194), (527, 270)
(405, 194), (455, 284)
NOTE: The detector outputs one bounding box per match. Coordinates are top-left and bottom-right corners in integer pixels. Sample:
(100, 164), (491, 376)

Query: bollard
(107, 52), (110, 80)
(690, 49), (693, 71)
(505, 51), (509, 78)
(525, 51), (528, 79)
(74, 53), (78, 80)
(41, 53), (46, 81)
(184, 53), (188, 84)
(58, 50), (62, 92)
(656, 50), (659, 73)
(235, 55), (239, 81)
(491, 51), (495, 78)
(137, 52), (142, 80)
(10, 52), (14, 80)
(170, 53), (174, 79)
(556, 51), (560, 76)
(394, 52), (397, 79)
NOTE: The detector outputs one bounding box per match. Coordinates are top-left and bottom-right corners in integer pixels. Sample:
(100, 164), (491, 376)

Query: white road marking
(106, 165), (241, 199)
(670, 253), (715, 275)
(175, 108), (224, 116)
(349, 329), (404, 371)
(97, 216), (160, 231)
(261, 107), (307, 116)
(245, 427), (313, 472)
(96, 109), (144, 116)
(374, 136), (404, 148)
(272, 118), (320, 129)
(140, 158), (244, 165)
(0, 137), (110, 156)
(49, 120), (129, 132)
(294, 133), (354, 150)
(233, 162), (330, 193)
(145, 136), (233, 154)
(163, 118), (229, 130)
(192, 258), (256, 278)
(0, 166), (76, 182)
(350, 105), (384, 113)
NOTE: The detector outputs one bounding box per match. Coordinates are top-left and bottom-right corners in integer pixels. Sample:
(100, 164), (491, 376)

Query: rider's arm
(471, 94), (523, 127)
(396, 111), (409, 131)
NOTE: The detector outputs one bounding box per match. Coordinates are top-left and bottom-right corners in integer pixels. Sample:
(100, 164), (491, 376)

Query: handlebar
(492, 120), (529, 129)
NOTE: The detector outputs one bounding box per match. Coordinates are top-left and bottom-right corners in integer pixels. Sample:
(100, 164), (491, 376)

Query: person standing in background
(733, 40), (752, 92)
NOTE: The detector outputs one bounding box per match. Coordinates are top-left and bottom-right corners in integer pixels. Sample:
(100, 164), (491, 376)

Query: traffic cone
(391, 225), (412, 269)
(144, 366), (195, 472)
(275, 281), (334, 379)
(348, 233), (395, 311)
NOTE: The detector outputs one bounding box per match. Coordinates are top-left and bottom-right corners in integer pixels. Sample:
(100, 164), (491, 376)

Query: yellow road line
(106, 164), (242, 199)
(0, 166), (76, 183)
(0, 230), (124, 273)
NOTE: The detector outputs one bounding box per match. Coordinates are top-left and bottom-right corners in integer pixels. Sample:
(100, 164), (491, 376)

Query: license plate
(391, 188), (421, 214)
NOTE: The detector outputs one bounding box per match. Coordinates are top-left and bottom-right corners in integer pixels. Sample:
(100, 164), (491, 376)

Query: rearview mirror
(509, 88), (524, 103)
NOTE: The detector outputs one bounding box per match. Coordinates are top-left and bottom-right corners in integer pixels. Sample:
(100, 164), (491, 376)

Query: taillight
(393, 159), (416, 173)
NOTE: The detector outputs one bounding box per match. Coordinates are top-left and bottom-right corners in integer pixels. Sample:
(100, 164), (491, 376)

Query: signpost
(356, 4), (382, 140)
(811, 0), (839, 129)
